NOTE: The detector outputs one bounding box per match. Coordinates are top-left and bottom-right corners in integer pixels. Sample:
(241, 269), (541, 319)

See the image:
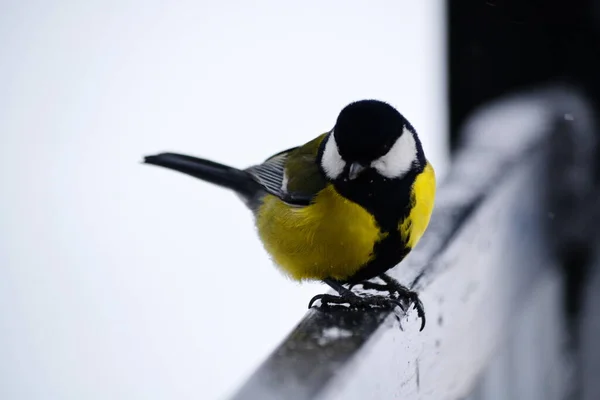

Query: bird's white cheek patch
(321, 134), (346, 179)
(371, 127), (418, 178)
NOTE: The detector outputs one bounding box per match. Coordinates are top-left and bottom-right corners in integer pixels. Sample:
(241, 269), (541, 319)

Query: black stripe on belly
(343, 230), (412, 284)
(334, 173), (420, 284)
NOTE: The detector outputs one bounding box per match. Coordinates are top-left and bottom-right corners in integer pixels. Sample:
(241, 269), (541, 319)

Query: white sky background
(0, 1), (448, 399)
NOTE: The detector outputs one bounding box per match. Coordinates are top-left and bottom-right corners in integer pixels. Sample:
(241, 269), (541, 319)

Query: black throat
(333, 166), (422, 233)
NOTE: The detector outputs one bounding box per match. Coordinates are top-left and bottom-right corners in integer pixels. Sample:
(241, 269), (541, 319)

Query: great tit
(144, 99), (435, 330)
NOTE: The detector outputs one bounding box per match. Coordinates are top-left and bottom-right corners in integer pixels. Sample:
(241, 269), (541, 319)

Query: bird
(144, 99), (436, 330)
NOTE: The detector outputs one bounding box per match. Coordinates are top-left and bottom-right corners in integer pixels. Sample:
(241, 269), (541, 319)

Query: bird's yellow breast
(255, 162), (436, 282)
(256, 185), (384, 281)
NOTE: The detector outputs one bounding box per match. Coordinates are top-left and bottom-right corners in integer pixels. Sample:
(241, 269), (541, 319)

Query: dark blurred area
(449, 0), (600, 150)
(448, 1), (600, 398)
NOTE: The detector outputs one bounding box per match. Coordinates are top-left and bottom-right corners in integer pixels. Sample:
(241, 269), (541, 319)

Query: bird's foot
(308, 290), (405, 313)
(356, 274), (426, 331)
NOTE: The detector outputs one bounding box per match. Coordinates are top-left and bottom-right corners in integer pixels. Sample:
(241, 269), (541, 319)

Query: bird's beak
(348, 163), (366, 180)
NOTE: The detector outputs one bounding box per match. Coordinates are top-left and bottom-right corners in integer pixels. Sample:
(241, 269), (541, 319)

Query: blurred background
(0, 1), (447, 399)
(3, 1), (600, 399)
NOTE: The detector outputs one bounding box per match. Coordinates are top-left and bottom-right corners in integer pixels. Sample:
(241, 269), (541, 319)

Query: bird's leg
(308, 278), (406, 312)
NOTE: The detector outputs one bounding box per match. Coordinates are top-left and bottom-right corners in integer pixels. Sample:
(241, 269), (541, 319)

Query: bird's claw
(356, 276), (426, 331)
(308, 291), (405, 312)
(402, 291), (426, 331)
(308, 293), (349, 309)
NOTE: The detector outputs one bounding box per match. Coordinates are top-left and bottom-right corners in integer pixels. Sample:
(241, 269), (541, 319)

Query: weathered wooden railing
(231, 87), (598, 400)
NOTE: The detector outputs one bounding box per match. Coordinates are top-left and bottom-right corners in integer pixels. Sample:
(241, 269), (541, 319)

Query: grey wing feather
(245, 151), (290, 198)
(245, 148), (315, 206)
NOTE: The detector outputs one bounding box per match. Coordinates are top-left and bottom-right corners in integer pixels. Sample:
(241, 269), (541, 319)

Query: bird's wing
(245, 150), (293, 199)
(245, 133), (328, 206)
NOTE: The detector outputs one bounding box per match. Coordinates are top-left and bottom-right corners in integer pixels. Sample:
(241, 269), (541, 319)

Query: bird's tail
(143, 152), (261, 200)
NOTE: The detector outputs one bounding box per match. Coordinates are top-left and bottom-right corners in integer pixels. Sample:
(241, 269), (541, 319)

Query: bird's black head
(317, 99), (426, 228)
(335, 100), (406, 163)
(318, 99), (424, 183)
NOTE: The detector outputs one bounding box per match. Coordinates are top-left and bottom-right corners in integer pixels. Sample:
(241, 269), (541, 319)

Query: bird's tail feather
(143, 152), (260, 199)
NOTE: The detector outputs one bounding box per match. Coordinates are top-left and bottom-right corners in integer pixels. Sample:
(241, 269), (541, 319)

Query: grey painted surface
(466, 269), (570, 400)
(582, 258), (600, 400)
